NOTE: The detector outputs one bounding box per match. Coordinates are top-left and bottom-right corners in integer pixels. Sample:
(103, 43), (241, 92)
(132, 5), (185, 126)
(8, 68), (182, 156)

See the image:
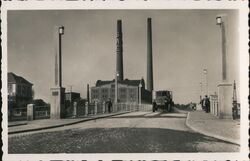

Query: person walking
(152, 100), (157, 112)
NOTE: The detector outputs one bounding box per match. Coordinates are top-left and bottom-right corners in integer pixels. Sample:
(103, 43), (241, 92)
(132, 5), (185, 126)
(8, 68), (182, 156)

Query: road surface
(8, 111), (239, 153)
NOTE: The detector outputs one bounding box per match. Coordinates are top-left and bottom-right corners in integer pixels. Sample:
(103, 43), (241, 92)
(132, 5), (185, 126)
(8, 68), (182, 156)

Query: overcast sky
(7, 10), (239, 104)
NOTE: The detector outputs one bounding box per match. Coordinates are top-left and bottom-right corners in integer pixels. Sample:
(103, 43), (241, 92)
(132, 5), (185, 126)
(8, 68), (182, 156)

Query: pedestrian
(152, 100), (157, 112)
(190, 102), (194, 111)
(107, 98), (112, 113)
(193, 103), (196, 110)
(204, 95), (210, 113)
(164, 98), (169, 112)
(200, 99), (204, 110)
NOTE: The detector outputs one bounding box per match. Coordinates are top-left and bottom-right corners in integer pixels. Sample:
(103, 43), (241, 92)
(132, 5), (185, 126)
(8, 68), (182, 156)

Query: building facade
(91, 78), (152, 104)
(8, 72), (33, 108)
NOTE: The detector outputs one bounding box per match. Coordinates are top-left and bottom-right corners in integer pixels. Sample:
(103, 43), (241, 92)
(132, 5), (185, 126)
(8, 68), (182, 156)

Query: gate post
(73, 102), (77, 117)
(27, 104), (34, 121)
(94, 102), (98, 115)
(103, 102), (106, 113)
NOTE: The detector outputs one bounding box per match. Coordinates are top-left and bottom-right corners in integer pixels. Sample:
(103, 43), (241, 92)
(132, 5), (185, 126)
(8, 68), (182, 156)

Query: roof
(8, 72), (33, 85)
(96, 78), (145, 87)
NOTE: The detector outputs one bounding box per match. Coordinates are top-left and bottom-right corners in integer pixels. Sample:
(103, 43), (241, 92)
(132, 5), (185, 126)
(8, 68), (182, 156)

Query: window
(8, 84), (12, 93)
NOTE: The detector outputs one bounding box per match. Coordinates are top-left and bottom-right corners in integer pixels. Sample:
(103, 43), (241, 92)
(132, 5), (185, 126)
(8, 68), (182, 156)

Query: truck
(153, 90), (174, 112)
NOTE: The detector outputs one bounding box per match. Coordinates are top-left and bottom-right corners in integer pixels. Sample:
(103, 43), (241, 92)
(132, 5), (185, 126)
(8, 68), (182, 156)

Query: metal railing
(8, 107), (27, 121)
(80, 102), (152, 117)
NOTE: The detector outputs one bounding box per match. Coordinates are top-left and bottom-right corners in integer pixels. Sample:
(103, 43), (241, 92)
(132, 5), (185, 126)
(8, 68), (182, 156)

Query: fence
(8, 105), (50, 122)
(210, 95), (240, 119)
(9, 102), (152, 121)
(210, 96), (219, 117)
(34, 106), (50, 119)
(8, 107), (27, 121)
(76, 102), (152, 117)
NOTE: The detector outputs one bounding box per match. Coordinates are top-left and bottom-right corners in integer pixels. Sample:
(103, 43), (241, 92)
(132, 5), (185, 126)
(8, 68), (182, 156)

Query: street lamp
(203, 69), (208, 96)
(57, 26), (64, 87)
(59, 26), (64, 35)
(216, 16), (222, 25)
(199, 82), (202, 101)
(216, 15), (227, 81)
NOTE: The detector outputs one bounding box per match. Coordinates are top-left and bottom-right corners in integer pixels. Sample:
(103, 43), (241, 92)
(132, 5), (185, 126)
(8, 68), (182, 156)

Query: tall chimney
(116, 20), (124, 81)
(147, 18), (153, 91)
(87, 84), (90, 103)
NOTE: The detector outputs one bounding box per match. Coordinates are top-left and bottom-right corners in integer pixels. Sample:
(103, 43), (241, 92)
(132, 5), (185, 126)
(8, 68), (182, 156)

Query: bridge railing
(81, 102), (152, 117)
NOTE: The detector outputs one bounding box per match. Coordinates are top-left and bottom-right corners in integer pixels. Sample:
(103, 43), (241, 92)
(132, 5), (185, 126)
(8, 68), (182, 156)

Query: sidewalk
(8, 111), (130, 134)
(186, 110), (240, 145)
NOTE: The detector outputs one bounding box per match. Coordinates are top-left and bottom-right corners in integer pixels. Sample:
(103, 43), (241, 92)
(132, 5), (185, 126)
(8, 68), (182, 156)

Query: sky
(7, 10), (239, 104)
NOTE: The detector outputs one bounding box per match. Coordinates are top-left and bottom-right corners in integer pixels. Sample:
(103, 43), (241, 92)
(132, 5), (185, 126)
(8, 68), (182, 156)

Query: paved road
(8, 111), (239, 153)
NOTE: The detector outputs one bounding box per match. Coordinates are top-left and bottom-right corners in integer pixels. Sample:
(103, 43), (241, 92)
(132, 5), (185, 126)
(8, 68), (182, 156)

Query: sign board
(52, 91), (59, 96)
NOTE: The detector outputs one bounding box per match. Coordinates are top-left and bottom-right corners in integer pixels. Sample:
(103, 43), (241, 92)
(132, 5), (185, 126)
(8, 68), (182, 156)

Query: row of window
(92, 88), (137, 94)
(8, 83), (32, 97)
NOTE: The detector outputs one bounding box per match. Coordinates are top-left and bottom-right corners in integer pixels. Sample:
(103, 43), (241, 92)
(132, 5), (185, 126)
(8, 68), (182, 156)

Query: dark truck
(153, 90), (174, 112)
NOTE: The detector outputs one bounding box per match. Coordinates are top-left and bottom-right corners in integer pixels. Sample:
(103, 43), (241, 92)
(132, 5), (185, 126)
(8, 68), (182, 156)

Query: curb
(185, 112), (240, 146)
(8, 111), (130, 135)
(8, 123), (27, 127)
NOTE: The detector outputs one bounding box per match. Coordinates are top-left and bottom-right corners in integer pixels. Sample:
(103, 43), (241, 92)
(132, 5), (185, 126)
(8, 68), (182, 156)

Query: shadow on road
(8, 127), (238, 153)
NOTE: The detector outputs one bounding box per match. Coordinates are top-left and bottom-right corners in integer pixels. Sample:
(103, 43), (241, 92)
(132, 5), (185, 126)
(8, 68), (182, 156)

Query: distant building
(91, 78), (152, 103)
(8, 72), (33, 108)
(64, 92), (81, 117)
(65, 92), (81, 103)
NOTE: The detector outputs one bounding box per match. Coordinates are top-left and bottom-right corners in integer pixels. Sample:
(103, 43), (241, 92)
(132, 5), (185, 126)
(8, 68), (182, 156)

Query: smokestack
(147, 18), (153, 91)
(87, 84), (90, 103)
(116, 20), (124, 81)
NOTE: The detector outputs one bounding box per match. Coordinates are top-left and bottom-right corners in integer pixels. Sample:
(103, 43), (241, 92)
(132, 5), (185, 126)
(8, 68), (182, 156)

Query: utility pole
(68, 85), (73, 109)
(139, 79), (142, 105)
(200, 82), (202, 101)
(203, 69), (208, 96)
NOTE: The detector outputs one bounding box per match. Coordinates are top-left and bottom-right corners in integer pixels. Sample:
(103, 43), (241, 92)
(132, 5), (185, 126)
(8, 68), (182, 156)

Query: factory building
(91, 18), (153, 104)
(91, 79), (152, 103)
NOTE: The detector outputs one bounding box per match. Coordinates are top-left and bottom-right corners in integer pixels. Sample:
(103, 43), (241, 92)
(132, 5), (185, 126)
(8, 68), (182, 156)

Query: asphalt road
(8, 111), (239, 153)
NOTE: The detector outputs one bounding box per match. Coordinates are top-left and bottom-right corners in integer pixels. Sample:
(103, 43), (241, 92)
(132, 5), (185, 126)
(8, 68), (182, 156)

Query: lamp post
(199, 82), (202, 101)
(216, 16), (227, 81)
(50, 25), (66, 119)
(216, 15), (233, 119)
(58, 26), (64, 87)
(203, 69), (208, 96)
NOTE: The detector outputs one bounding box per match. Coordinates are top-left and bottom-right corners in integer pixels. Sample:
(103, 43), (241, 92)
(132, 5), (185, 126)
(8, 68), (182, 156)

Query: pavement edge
(8, 111), (131, 135)
(185, 112), (240, 146)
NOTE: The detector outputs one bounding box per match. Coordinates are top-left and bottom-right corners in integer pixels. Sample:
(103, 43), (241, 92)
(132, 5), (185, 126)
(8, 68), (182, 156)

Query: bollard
(94, 102), (98, 115)
(27, 104), (34, 121)
(103, 102), (106, 113)
(73, 102), (77, 117)
(85, 102), (88, 116)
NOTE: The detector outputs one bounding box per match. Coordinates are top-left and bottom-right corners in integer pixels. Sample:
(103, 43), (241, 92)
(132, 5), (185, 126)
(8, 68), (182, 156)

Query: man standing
(107, 98), (112, 113)
(204, 95), (210, 113)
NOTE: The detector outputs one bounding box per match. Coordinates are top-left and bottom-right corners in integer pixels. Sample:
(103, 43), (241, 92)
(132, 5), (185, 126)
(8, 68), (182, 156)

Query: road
(8, 111), (239, 153)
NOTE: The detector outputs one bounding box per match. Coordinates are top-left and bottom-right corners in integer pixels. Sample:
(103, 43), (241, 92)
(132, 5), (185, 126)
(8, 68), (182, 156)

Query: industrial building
(91, 18), (153, 104)
(91, 78), (152, 103)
